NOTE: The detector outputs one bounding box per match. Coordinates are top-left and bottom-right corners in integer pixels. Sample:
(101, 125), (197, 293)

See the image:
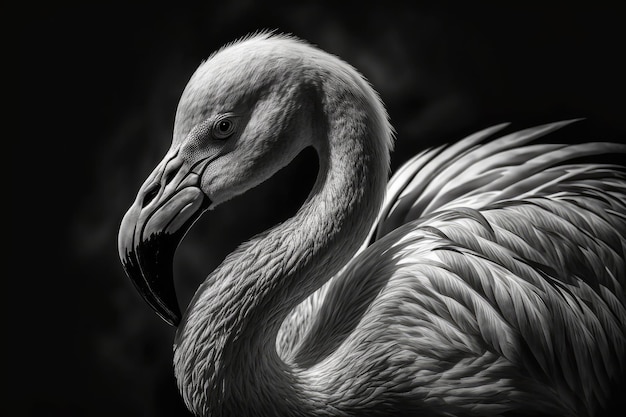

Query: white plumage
(118, 33), (626, 416)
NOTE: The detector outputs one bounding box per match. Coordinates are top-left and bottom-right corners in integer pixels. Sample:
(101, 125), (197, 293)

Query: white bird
(118, 33), (626, 417)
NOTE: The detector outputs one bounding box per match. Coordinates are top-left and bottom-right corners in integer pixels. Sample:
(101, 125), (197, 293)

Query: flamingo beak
(118, 162), (210, 326)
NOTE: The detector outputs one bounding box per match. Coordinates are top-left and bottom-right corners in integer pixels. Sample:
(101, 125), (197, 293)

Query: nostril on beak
(142, 185), (160, 208)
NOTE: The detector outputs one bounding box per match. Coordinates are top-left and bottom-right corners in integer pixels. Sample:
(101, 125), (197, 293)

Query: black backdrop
(18, 3), (626, 416)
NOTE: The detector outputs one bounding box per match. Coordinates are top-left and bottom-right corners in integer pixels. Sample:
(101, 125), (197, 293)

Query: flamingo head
(117, 34), (323, 325)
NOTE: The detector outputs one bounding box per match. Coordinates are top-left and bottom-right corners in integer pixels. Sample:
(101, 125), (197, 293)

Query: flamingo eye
(212, 115), (237, 139)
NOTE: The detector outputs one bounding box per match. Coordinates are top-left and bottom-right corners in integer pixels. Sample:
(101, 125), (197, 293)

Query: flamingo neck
(173, 70), (391, 416)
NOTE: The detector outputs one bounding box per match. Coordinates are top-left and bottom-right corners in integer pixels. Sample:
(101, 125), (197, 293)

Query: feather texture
(279, 121), (626, 416)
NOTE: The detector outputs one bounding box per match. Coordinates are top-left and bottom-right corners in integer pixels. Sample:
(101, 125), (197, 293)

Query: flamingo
(118, 33), (626, 416)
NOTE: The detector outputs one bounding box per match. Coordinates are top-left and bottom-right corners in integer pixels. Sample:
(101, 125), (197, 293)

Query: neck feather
(174, 64), (391, 416)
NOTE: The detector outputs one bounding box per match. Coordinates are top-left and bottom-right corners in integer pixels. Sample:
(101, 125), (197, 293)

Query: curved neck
(174, 68), (391, 416)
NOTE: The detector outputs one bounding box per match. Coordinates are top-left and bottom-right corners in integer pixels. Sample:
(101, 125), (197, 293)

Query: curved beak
(118, 153), (210, 326)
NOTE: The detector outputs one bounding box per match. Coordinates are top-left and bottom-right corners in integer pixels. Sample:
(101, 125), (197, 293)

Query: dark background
(18, 3), (626, 416)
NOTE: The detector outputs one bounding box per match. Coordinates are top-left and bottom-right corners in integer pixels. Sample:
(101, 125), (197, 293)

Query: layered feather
(280, 121), (626, 416)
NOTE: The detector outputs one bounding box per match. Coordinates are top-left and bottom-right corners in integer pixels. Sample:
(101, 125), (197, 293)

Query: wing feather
(281, 121), (625, 415)
(374, 120), (586, 240)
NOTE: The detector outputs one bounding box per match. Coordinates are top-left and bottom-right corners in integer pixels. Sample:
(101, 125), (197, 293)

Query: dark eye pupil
(218, 120), (231, 132)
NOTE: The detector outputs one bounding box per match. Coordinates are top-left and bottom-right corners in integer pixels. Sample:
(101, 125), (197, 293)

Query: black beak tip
(144, 285), (182, 327)
(121, 243), (182, 328)
(119, 192), (210, 327)
(154, 306), (181, 327)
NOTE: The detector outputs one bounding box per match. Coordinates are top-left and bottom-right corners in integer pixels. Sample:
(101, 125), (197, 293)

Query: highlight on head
(173, 31), (394, 157)
(163, 31), (395, 208)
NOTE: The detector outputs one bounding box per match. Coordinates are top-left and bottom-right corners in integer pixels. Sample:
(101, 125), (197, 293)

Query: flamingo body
(118, 33), (626, 416)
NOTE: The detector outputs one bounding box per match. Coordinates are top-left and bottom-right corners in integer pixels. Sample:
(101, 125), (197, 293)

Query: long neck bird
(118, 33), (626, 417)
